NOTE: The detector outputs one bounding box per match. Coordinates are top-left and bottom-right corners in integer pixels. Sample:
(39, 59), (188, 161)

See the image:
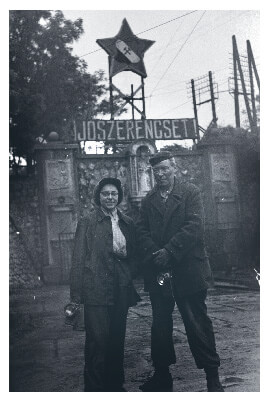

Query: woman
(70, 177), (140, 392)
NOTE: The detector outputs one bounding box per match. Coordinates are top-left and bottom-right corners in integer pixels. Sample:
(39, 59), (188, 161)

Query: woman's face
(99, 184), (119, 212)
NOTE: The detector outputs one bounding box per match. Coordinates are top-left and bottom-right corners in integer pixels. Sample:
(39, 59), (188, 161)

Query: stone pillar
(34, 137), (79, 283)
(197, 130), (241, 273)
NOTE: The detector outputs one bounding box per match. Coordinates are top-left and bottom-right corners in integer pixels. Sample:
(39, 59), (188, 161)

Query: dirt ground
(9, 280), (260, 392)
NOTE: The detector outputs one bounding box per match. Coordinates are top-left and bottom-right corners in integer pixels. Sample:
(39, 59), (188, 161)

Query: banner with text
(74, 119), (198, 142)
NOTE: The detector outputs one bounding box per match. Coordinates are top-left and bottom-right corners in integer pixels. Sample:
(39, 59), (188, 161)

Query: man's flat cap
(149, 151), (173, 167)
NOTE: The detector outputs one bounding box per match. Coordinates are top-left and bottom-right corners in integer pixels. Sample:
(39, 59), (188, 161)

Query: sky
(62, 9), (260, 133)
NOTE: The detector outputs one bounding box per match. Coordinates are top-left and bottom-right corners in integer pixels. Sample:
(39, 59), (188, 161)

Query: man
(136, 151), (224, 392)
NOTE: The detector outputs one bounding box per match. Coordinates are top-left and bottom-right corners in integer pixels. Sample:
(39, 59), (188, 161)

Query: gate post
(197, 129), (241, 274)
(34, 135), (80, 283)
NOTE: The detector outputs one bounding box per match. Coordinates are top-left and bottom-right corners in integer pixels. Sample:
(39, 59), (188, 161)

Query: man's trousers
(149, 288), (220, 370)
(83, 290), (129, 392)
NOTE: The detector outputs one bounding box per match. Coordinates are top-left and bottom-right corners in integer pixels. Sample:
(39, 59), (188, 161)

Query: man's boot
(139, 369), (173, 392)
(204, 367), (224, 392)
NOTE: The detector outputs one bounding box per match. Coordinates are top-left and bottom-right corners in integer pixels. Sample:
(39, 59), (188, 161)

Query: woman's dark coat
(70, 207), (139, 306)
(136, 179), (213, 297)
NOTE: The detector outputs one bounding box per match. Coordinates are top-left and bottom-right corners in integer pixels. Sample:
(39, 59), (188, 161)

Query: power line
(151, 69), (229, 92)
(215, 66), (230, 74)
(148, 77), (228, 100)
(149, 11), (207, 97)
(152, 81), (189, 91)
(145, 10), (250, 79)
(146, 88), (187, 98)
(148, 10), (250, 63)
(150, 18), (185, 75)
(160, 100), (191, 117)
(138, 11), (198, 35)
(78, 10), (198, 58)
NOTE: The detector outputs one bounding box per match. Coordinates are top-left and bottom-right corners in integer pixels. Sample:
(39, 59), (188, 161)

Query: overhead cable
(146, 87), (186, 98)
(151, 18), (185, 75)
(160, 100), (191, 117)
(78, 10), (198, 58)
(146, 10), (250, 65)
(149, 11), (207, 97)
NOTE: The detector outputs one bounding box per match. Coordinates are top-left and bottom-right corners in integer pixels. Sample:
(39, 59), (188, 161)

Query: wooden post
(141, 77), (146, 119)
(232, 35), (240, 128)
(247, 40), (257, 128)
(247, 40), (260, 91)
(108, 56), (114, 120)
(233, 36), (254, 128)
(209, 71), (217, 124)
(191, 79), (200, 140)
(131, 84), (135, 120)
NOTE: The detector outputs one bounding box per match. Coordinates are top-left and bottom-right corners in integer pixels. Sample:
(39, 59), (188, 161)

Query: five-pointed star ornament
(96, 19), (155, 78)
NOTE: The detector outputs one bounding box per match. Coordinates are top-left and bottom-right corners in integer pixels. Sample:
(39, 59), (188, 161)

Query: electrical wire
(152, 81), (190, 91)
(149, 11), (207, 97)
(150, 18), (186, 75)
(157, 76), (230, 117)
(146, 87), (187, 98)
(147, 58), (230, 96)
(78, 10), (198, 58)
(160, 100), (191, 117)
(138, 11), (198, 35)
(145, 10), (251, 95)
(146, 10), (251, 65)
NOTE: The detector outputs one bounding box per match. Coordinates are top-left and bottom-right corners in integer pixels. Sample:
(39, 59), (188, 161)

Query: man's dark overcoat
(136, 178), (213, 297)
(70, 207), (139, 306)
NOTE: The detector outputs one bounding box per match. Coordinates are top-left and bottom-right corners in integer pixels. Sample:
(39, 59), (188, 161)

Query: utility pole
(232, 35), (253, 128)
(191, 79), (200, 139)
(230, 36), (259, 131)
(247, 42), (257, 127)
(187, 71), (219, 137)
(247, 40), (260, 90)
(232, 36), (240, 127)
(247, 40), (260, 128)
(209, 71), (217, 124)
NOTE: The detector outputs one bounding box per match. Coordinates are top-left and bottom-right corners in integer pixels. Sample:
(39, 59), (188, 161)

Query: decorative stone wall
(77, 155), (131, 217)
(9, 176), (43, 288)
(173, 151), (204, 190)
(9, 220), (42, 289)
(10, 176), (43, 263)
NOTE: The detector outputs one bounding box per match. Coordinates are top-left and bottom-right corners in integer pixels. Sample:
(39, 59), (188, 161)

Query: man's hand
(152, 248), (170, 268)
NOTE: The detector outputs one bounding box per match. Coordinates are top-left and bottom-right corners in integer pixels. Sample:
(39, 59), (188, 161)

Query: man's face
(152, 159), (176, 188)
(99, 184), (119, 212)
